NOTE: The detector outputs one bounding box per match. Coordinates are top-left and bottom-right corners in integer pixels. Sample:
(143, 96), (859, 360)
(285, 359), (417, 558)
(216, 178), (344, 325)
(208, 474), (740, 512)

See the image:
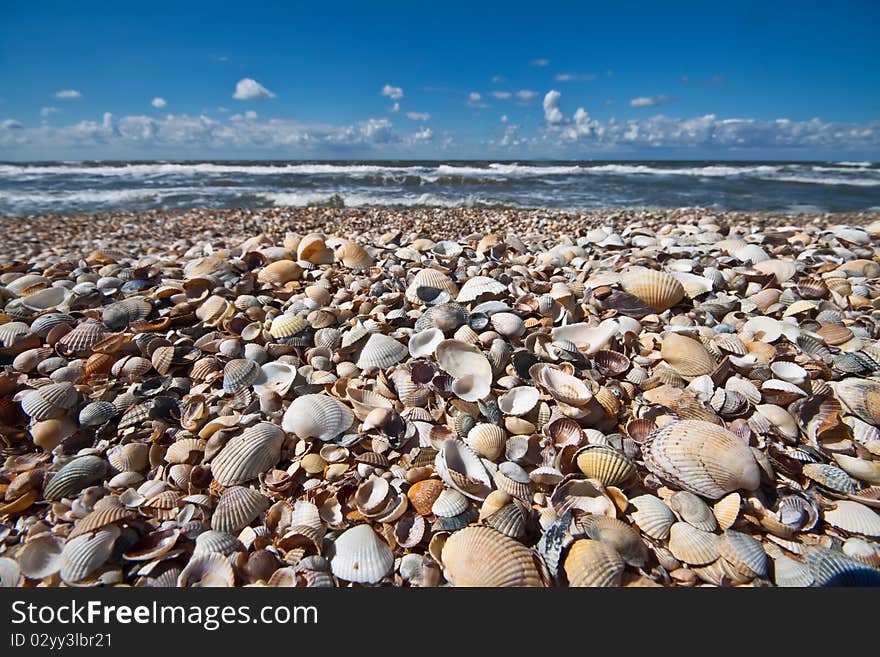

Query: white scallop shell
(329, 524), (394, 584)
(408, 328), (444, 358)
(211, 422), (285, 486)
(356, 333), (409, 370)
(497, 386), (540, 416)
(60, 525), (120, 583)
(281, 394), (354, 442)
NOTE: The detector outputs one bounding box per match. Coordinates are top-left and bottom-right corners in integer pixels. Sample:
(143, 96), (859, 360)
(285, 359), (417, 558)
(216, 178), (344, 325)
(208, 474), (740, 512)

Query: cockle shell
(356, 333), (408, 370)
(408, 328), (444, 358)
(211, 422), (285, 486)
(832, 454), (880, 485)
(281, 394), (354, 442)
(716, 529), (767, 577)
(269, 313), (308, 339)
(252, 361), (296, 397)
(211, 486), (270, 533)
(465, 423), (507, 461)
(823, 501), (880, 537)
(669, 491), (718, 532)
(78, 400), (118, 426)
(435, 339), (492, 402)
(329, 524), (394, 584)
(222, 358), (260, 394)
(178, 552), (236, 587)
(529, 363), (593, 406)
(578, 515), (648, 567)
(830, 378), (880, 425)
(456, 276), (506, 303)
(564, 539), (626, 587)
(574, 445), (636, 487)
(668, 522), (719, 565)
(44, 455), (108, 500)
(406, 269), (459, 304)
(17, 535), (64, 580)
(258, 259), (303, 285)
(497, 386), (539, 416)
(661, 332), (716, 379)
(335, 241), (374, 270)
(629, 494), (676, 540)
(434, 439), (493, 500)
(60, 525), (120, 584)
(619, 267), (685, 313)
(441, 526), (548, 587)
(643, 420), (762, 499)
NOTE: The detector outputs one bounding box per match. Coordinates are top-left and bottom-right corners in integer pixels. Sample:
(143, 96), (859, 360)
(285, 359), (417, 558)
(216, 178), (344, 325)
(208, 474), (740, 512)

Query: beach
(1, 206), (880, 587)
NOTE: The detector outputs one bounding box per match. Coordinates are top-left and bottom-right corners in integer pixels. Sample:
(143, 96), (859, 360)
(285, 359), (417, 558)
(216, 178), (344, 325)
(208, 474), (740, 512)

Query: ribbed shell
(211, 486), (270, 533)
(441, 526), (548, 587)
(17, 535), (64, 579)
(431, 488), (470, 518)
(194, 530), (245, 556)
(629, 495), (676, 540)
(107, 442), (150, 472)
(713, 492), (741, 530)
(356, 333), (408, 370)
(330, 524), (394, 584)
(69, 499), (135, 538)
(669, 491), (718, 531)
(406, 269), (459, 304)
(529, 363), (593, 406)
(269, 314), (309, 339)
(803, 547), (880, 587)
(465, 423), (506, 461)
(578, 515), (648, 567)
(830, 378), (880, 425)
(102, 297), (153, 330)
(660, 333), (717, 379)
(222, 358), (260, 394)
(619, 267), (685, 313)
(824, 501), (880, 537)
(483, 502), (528, 539)
(575, 445), (636, 487)
(456, 276), (506, 303)
(564, 539), (626, 587)
(803, 463), (855, 494)
(78, 400), (118, 426)
(60, 525), (120, 583)
(209, 422), (284, 486)
(281, 394), (354, 442)
(178, 553), (236, 587)
(57, 319), (107, 355)
(43, 455), (107, 500)
(668, 522), (720, 565)
(717, 529), (767, 577)
(643, 420), (762, 499)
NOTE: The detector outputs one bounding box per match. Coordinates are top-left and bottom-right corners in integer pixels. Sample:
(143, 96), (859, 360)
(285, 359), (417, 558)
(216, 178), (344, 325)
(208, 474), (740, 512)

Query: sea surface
(0, 160), (878, 216)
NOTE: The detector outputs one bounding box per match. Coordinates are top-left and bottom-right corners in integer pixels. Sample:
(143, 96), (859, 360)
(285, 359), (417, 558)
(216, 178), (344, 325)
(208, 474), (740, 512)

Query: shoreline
(4, 207), (880, 259)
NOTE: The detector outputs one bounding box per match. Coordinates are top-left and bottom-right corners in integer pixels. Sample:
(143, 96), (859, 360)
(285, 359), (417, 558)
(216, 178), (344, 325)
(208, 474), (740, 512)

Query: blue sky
(1, 0), (878, 159)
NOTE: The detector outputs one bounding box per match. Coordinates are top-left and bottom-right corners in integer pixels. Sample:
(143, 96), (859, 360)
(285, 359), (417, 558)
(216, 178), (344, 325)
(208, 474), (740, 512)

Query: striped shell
(406, 269), (459, 304)
(668, 522), (720, 565)
(619, 267), (685, 313)
(211, 422), (285, 486)
(56, 319), (107, 355)
(281, 394), (354, 442)
(102, 297), (153, 330)
(660, 332), (716, 379)
(441, 526), (548, 587)
(60, 525), (120, 584)
(211, 486), (270, 533)
(802, 463), (855, 494)
(629, 494), (676, 540)
(434, 439), (493, 501)
(431, 488), (470, 517)
(356, 333), (408, 370)
(456, 276), (506, 303)
(465, 423), (506, 461)
(824, 501), (880, 537)
(717, 529), (767, 577)
(107, 442), (150, 472)
(803, 547), (880, 587)
(269, 313), (309, 339)
(643, 420), (762, 499)
(575, 445), (636, 487)
(713, 492), (741, 530)
(43, 455), (107, 500)
(222, 358), (260, 394)
(194, 531), (244, 556)
(78, 400), (118, 426)
(482, 501), (528, 539)
(335, 241), (373, 270)
(529, 363), (593, 406)
(178, 552), (236, 587)
(578, 515), (648, 567)
(829, 378), (880, 425)
(330, 524), (394, 584)
(564, 539), (626, 587)
(258, 259), (303, 285)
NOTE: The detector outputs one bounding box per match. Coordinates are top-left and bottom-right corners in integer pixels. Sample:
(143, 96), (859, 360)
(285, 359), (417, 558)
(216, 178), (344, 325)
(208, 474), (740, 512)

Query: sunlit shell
(297, 233), (334, 264)
(619, 267), (685, 313)
(456, 276), (506, 303)
(824, 501), (880, 537)
(802, 463), (855, 494)
(493, 461), (532, 500)
(211, 422), (284, 486)
(842, 537), (880, 568)
(408, 328), (444, 358)
(490, 312), (525, 338)
(754, 258), (798, 282)
(102, 297), (153, 330)
(281, 394), (354, 441)
(258, 259), (303, 285)
(497, 386), (539, 416)
(668, 522), (719, 566)
(222, 358), (260, 394)
(356, 333), (408, 370)
(56, 319), (107, 356)
(669, 491), (718, 532)
(575, 445), (636, 487)
(773, 554), (814, 587)
(407, 479), (445, 516)
(435, 339), (492, 402)
(564, 539), (626, 587)
(803, 547), (880, 587)
(78, 400), (118, 426)
(335, 240), (373, 270)
(578, 515), (648, 567)
(529, 363), (592, 406)
(178, 552), (236, 587)
(441, 526), (548, 587)
(406, 269), (459, 304)
(269, 313), (309, 339)
(465, 423), (506, 461)
(252, 361), (296, 397)
(550, 319), (618, 355)
(629, 494), (676, 540)
(211, 486), (270, 533)
(832, 454), (880, 485)
(716, 529), (767, 577)
(830, 378), (880, 425)
(0, 558), (22, 587)
(107, 442), (150, 473)
(660, 332), (716, 379)
(434, 439), (493, 500)
(329, 524), (394, 584)
(643, 420), (762, 499)
(17, 535), (64, 579)
(713, 492), (741, 529)
(60, 525), (120, 584)
(43, 455), (107, 500)
(432, 488), (469, 518)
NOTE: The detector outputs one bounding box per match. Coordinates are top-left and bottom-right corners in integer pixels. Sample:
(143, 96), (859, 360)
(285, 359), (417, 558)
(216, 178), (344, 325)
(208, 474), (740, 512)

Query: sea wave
(0, 163), (430, 178)
(762, 175), (880, 187)
(261, 191), (515, 208)
(580, 164), (783, 176)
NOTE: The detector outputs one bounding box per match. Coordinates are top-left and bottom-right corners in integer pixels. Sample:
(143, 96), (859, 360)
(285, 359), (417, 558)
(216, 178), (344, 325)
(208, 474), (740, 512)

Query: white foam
(834, 161), (873, 167)
(261, 191), (516, 208)
(763, 175), (880, 187)
(0, 163), (429, 177)
(435, 164), (584, 176)
(581, 164), (782, 177)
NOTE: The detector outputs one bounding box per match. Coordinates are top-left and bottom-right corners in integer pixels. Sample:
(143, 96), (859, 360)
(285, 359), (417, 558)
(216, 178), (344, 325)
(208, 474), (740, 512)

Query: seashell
(823, 501), (880, 537)
(408, 328), (444, 358)
(297, 233), (334, 264)
(434, 439), (493, 501)
(415, 303), (469, 333)
(802, 463), (855, 494)
(107, 442), (150, 473)
(669, 491), (718, 531)
(56, 319), (107, 356)
(435, 339), (492, 402)
(668, 522), (719, 566)
(222, 358), (260, 394)
(493, 461), (532, 500)
(716, 529), (767, 578)
(629, 494), (676, 540)
(281, 394), (354, 442)
(211, 422), (285, 486)
(69, 498), (135, 538)
(660, 332), (716, 379)
(832, 454), (880, 485)
(60, 525), (120, 584)
(564, 539), (626, 587)
(842, 537), (880, 568)
(575, 445), (636, 487)
(550, 319), (618, 355)
(102, 297), (153, 330)
(497, 386), (539, 416)
(594, 350), (631, 377)
(465, 423), (506, 461)
(335, 241), (374, 270)
(356, 333), (408, 370)
(252, 361), (296, 397)
(619, 267), (685, 313)
(577, 515), (648, 567)
(178, 552), (236, 587)
(529, 363), (592, 406)
(407, 479), (445, 516)
(773, 554), (814, 587)
(432, 488), (469, 517)
(193, 530), (244, 556)
(17, 535), (64, 579)
(713, 492), (741, 530)
(456, 276), (506, 303)
(78, 400), (118, 426)
(258, 259), (303, 285)
(441, 526), (548, 587)
(406, 269), (459, 304)
(269, 313), (308, 339)
(490, 312), (525, 338)
(829, 378), (880, 425)
(642, 420), (762, 499)
(211, 486), (270, 533)
(329, 524), (394, 584)
(44, 455), (107, 500)
(803, 547), (880, 587)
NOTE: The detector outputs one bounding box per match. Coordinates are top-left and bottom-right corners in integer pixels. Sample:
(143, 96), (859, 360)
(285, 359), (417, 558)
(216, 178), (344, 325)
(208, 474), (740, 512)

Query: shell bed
(0, 206), (879, 587)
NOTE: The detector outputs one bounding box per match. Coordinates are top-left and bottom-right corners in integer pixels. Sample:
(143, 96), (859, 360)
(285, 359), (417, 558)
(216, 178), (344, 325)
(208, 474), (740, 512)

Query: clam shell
(211, 422), (285, 486)
(575, 445), (636, 487)
(716, 529), (767, 577)
(435, 339), (492, 402)
(441, 526), (548, 587)
(482, 501), (528, 539)
(408, 328), (444, 358)
(456, 276), (506, 303)
(329, 524), (394, 584)
(669, 491), (718, 531)
(222, 358), (260, 394)
(211, 486), (270, 533)
(44, 455), (107, 500)
(564, 539), (626, 587)
(194, 530), (244, 556)
(107, 442), (150, 473)
(529, 363), (593, 406)
(406, 269), (459, 304)
(17, 535), (64, 579)
(434, 439), (493, 500)
(252, 361), (297, 397)
(102, 297), (153, 330)
(178, 552), (236, 587)
(490, 312), (525, 338)
(629, 494), (676, 540)
(829, 378), (880, 425)
(824, 501), (880, 537)
(335, 241), (373, 270)
(269, 313), (308, 339)
(497, 386), (539, 416)
(578, 515), (648, 567)
(356, 333), (408, 370)
(668, 522), (719, 566)
(281, 394), (354, 442)
(465, 423), (506, 461)
(258, 259), (303, 285)
(619, 267), (685, 313)
(661, 332), (716, 379)
(643, 420), (762, 499)
(432, 488), (470, 517)
(773, 554), (814, 587)
(713, 492), (741, 530)
(803, 547), (880, 587)
(832, 454), (880, 485)
(78, 400), (118, 426)
(60, 525), (120, 583)
(802, 463), (855, 494)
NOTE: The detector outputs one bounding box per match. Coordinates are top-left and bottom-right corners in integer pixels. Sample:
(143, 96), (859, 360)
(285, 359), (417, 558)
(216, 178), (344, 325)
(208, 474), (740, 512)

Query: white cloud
(543, 90), (564, 124)
(405, 111), (431, 121)
(409, 127), (434, 142)
(54, 90), (82, 99)
(1, 119), (23, 130)
(233, 78), (275, 100)
(492, 91), (512, 99)
(500, 115), (508, 123)
(491, 75), (506, 83)
(151, 97), (167, 108)
(630, 95), (671, 108)
(530, 58), (550, 67)
(217, 106), (229, 113)
(40, 107), (59, 117)
(467, 92), (487, 108)
(390, 102), (400, 113)
(516, 89), (538, 102)
(555, 73), (596, 82)
(381, 85), (404, 101)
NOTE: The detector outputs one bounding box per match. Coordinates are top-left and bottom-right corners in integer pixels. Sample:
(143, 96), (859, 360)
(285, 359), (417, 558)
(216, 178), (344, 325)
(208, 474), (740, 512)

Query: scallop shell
(643, 420), (762, 499)
(329, 524), (394, 584)
(629, 494), (676, 540)
(441, 526), (548, 587)
(222, 358), (260, 394)
(78, 400), (118, 426)
(356, 333), (408, 370)
(434, 439), (493, 501)
(803, 547), (880, 587)
(668, 522), (719, 566)
(575, 445), (636, 487)
(281, 394), (354, 442)
(829, 378), (880, 425)
(456, 276), (506, 303)
(60, 525), (120, 584)
(211, 486), (270, 533)
(56, 319), (107, 356)
(435, 339), (492, 402)
(44, 455), (107, 500)
(17, 535), (64, 579)
(406, 269), (459, 304)
(529, 363), (593, 406)
(619, 267), (685, 313)
(578, 515), (648, 567)
(465, 423), (506, 461)
(716, 529), (767, 577)
(824, 501), (880, 537)
(211, 422), (285, 486)
(660, 332), (716, 379)
(713, 492), (741, 530)
(107, 442), (150, 473)
(269, 313), (309, 339)
(802, 463), (855, 494)
(178, 552), (236, 587)
(564, 539), (626, 587)
(497, 386), (539, 416)
(669, 491), (718, 532)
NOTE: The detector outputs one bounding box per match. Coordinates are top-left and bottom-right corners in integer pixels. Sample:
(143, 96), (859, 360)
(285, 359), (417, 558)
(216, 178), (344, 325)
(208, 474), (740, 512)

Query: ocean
(0, 160), (878, 216)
